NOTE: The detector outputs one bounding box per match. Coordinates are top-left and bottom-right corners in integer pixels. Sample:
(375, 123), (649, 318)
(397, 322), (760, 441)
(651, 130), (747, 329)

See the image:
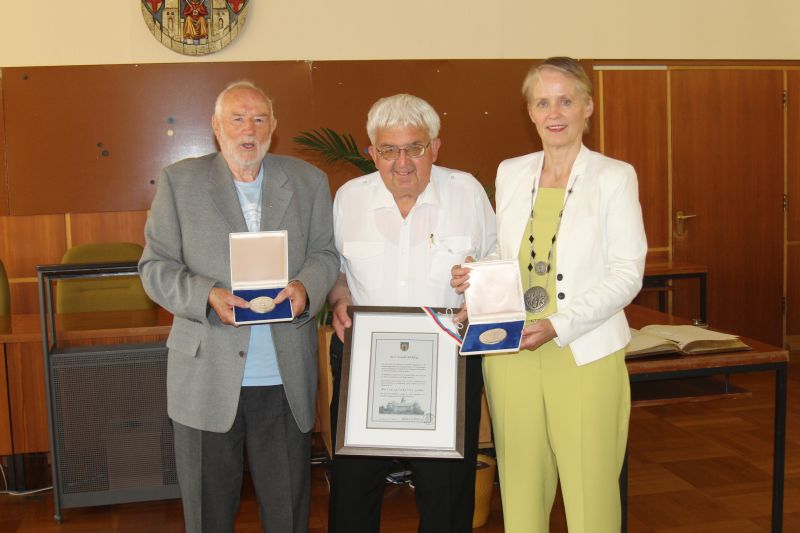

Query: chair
(56, 242), (156, 313)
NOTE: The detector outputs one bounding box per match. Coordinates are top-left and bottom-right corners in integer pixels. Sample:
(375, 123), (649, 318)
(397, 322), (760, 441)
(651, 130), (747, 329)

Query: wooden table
(623, 305), (788, 533)
(643, 260), (708, 322)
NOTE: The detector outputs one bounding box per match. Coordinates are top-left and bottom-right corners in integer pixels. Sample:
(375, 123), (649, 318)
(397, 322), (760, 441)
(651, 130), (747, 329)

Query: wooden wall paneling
(601, 70), (669, 248)
(0, 214), (67, 276)
(786, 70), (800, 244)
(786, 71), (800, 337)
(309, 60), (544, 193)
(3, 62), (313, 215)
(68, 211), (149, 247)
(583, 60), (601, 152)
(669, 278), (703, 322)
(6, 342), (48, 453)
(9, 282), (39, 316)
(788, 244), (800, 337)
(61, 334), (169, 349)
(0, 76), (8, 216)
(671, 69), (784, 345)
(0, 214), (67, 313)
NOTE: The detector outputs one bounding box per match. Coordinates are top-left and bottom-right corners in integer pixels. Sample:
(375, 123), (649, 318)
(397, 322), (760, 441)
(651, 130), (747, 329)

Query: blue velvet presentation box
(459, 260), (525, 355)
(229, 230), (294, 325)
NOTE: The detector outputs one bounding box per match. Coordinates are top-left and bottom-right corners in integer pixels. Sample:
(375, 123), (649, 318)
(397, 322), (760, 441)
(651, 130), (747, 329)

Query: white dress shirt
(334, 165), (497, 308)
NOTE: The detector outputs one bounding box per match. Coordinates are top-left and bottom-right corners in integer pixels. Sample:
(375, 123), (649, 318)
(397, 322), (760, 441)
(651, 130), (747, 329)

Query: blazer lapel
(565, 145), (590, 192)
(208, 154), (248, 233)
(260, 155), (293, 231)
(557, 146), (592, 243)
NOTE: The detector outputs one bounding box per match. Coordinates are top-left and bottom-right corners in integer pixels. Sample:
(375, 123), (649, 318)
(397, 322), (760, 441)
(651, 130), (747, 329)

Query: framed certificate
(335, 306), (465, 458)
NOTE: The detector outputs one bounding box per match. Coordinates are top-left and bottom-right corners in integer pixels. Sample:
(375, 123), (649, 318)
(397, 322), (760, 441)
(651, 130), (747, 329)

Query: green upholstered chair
(56, 242), (156, 314)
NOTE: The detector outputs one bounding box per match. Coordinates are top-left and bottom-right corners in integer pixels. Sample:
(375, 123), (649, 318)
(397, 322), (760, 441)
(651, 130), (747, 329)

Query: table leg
(771, 363), (787, 533)
(698, 273), (708, 323)
(642, 277), (669, 313)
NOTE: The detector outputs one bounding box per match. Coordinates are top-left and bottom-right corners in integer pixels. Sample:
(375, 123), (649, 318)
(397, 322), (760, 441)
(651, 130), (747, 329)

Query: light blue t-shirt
(233, 167), (282, 386)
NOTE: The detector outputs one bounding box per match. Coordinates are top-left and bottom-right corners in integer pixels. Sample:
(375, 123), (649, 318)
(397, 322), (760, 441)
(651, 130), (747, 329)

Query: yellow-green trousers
(483, 341), (630, 533)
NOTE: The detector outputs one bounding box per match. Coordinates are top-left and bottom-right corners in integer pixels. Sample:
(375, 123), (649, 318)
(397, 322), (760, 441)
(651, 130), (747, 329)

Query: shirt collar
(233, 164), (264, 189)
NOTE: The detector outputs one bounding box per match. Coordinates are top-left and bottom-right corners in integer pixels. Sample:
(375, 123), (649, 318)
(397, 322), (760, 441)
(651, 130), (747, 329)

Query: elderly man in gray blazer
(139, 80), (339, 533)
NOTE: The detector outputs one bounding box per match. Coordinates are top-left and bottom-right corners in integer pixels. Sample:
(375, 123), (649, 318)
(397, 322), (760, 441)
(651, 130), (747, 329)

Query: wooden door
(671, 69), (784, 345)
(786, 71), (800, 340)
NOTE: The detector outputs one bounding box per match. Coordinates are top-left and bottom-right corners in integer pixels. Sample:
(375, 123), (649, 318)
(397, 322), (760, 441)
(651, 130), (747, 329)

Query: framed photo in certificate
(335, 306), (465, 458)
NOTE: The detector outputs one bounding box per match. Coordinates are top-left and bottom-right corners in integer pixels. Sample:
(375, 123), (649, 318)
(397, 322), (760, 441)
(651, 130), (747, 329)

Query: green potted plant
(292, 128), (375, 175)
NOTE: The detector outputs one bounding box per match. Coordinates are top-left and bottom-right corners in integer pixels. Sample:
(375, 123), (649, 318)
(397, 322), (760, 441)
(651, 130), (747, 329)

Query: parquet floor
(1, 354), (797, 532)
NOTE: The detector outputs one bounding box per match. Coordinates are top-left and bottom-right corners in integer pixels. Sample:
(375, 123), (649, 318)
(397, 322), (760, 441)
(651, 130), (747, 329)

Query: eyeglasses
(375, 142), (431, 161)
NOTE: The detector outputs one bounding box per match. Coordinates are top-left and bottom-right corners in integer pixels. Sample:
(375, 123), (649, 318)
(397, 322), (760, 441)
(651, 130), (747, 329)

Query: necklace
(522, 176), (578, 313)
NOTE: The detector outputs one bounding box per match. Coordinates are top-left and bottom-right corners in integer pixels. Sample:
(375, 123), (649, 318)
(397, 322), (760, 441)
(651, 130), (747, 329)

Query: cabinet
(36, 262), (177, 520)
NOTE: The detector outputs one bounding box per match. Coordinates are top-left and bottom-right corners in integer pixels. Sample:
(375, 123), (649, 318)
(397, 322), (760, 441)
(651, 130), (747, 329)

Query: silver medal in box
(460, 260), (525, 355)
(229, 230), (294, 325)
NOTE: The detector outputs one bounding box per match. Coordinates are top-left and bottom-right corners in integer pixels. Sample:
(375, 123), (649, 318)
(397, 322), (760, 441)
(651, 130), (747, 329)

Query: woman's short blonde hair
(521, 57), (593, 104)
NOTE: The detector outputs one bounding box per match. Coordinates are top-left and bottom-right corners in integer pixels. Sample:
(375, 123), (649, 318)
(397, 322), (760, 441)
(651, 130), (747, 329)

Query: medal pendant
(533, 261), (549, 275)
(523, 286), (549, 313)
(249, 296), (276, 314)
(479, 328), (508, 345)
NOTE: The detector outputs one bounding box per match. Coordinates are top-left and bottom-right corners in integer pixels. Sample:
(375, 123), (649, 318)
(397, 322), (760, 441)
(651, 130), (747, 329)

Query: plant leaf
(293, 128), (376, 174)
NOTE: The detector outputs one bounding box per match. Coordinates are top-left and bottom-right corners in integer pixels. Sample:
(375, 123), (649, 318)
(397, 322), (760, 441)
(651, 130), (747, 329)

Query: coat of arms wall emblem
(141, 0), (250, 56)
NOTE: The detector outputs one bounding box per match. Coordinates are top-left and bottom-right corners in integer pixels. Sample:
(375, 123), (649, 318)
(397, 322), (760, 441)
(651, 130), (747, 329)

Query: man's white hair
(213, 80), (274, 119)
(366, 94), (440, 144)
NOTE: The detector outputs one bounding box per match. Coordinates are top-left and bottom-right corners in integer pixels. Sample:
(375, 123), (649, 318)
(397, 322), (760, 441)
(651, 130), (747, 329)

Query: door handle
(675, 211), (698, 237)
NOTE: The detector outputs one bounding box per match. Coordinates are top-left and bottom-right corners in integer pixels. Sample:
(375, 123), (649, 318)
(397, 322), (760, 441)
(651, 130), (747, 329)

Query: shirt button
(239, 351), (245, 358)
(557, 292), (565, 300)
(556, 273), (564, 281)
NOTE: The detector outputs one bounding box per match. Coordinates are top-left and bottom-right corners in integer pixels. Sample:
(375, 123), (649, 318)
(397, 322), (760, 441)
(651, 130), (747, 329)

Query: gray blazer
(139, 152), (339, 433)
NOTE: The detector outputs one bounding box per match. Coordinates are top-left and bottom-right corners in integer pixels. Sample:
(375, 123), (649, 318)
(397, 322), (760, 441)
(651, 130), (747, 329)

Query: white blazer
(495, 145), (648, 366)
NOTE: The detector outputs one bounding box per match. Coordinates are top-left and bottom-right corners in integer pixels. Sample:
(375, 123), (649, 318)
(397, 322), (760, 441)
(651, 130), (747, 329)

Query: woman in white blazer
(453, 58), (647, 532)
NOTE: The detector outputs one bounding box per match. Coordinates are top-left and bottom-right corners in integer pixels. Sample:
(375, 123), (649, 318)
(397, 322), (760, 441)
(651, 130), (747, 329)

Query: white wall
(0, 1), (798, 67)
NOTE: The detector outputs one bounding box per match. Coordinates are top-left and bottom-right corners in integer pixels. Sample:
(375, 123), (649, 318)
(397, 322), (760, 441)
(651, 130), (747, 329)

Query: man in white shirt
(326, 93), (497, 533)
